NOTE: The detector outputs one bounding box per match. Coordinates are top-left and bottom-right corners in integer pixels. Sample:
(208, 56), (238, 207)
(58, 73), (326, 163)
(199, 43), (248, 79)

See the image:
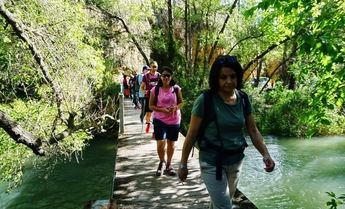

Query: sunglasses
(161, 74), (171, 78)
(216, 56), (238, 65)
(151, 66), (157, 68)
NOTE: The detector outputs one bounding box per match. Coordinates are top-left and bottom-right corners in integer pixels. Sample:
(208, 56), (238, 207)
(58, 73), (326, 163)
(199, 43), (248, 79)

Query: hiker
(140, 61), (160, 133)
(178, 55), (275, 209)
(149, 66), (183, 176)
(137, 65), (150, 122)
(122, 74), (130, 98)
(130, 72), (140, 109)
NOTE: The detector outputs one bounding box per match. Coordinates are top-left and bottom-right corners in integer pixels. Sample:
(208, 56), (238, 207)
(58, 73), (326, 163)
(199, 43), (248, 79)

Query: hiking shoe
(156, 161), (165, 176)
(165, 164), (176, 176)
(145, 123), (150, 133)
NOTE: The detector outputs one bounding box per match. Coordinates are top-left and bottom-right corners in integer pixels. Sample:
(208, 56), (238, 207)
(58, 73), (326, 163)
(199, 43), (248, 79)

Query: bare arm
(176, 89), (184, 110)
(178, 114), (202, 181)
(181, 115), (202, 164)
(245, 113), (275, 172)
(140, 81), (146, 93)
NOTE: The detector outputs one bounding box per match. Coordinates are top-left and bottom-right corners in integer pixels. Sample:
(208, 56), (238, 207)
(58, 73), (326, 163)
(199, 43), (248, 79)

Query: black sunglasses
(216, 56), (238, 65)
(161, 74), (171, 78)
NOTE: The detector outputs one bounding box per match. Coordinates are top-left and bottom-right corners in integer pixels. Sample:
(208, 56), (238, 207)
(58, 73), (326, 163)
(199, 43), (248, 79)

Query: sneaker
(156, 161), (165, 176)
(145, 123), (150, 133)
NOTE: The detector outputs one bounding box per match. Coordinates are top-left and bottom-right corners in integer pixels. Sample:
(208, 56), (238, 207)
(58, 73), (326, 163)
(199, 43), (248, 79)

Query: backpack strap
(238, 90), (250, 118)
(154, 85), (180, 105)
(198, 91), (222, 180)
(199, 90), (215, 136)
(192, 90), (214, 157)
(174, 86), (181, 104)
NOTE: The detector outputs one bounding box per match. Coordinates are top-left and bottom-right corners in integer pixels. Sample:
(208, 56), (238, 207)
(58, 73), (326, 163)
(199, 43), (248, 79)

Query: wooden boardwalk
(113, 98), (257, 209)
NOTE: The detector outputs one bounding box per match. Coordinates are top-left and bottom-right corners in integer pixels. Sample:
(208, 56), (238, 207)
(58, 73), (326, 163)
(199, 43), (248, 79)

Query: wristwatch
(179, 163), (188, 170)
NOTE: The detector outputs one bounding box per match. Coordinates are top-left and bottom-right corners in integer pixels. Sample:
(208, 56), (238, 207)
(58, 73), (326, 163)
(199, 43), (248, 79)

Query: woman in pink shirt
(149, 66), (183, 176)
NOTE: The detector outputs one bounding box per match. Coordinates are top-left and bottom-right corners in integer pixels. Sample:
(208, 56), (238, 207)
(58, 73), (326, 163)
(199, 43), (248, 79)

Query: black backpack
(194, 89), (250, 180)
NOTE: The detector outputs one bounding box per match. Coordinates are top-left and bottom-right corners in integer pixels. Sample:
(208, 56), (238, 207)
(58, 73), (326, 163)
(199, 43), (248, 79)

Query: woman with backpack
(149, 66), (183, 176)
(141, 61), (160, 133)
(178, 55), (275, 209)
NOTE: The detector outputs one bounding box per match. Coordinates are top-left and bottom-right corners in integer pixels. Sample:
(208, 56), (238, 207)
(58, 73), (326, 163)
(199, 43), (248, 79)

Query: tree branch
(243, 36), (292, 72)
(207, 0), (238, 63)
(0, 110), (84, 155)
(0, 1), (66, 124)
(259, 45), (300, 93)
(87, 3), (150, 65)
(0, 110), (45, 156)
(227, 33), (264, 54)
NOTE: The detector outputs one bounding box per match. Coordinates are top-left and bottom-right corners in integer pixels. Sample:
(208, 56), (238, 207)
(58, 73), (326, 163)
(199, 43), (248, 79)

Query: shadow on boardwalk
(114, 99), (257, 209)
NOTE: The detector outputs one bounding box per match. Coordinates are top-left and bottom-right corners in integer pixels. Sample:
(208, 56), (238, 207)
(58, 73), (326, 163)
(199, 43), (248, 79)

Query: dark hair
(157, 66), (176, 87)
(208, 55), (243, 92)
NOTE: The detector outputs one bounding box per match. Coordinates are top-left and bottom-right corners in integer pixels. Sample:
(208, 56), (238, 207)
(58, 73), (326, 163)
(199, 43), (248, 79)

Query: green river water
(240, 135), (345, 209)
(0, 136), (344, 209)
(0, 138), (116, 209)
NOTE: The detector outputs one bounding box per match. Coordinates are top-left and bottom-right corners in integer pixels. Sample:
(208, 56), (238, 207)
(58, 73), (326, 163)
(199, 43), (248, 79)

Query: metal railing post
(119, 92), (124, 134)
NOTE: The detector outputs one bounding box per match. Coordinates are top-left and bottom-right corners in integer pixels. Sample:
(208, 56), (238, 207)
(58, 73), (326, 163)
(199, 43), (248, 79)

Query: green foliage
(98, 66), (121, 98)
(0, 0), (117, 189)
(248, 82), (345, 138)
(175, 74), (205, 135)
(0, 100), (92, 188)
(326, 192), (345, 209)
(0, 131), (31, 190)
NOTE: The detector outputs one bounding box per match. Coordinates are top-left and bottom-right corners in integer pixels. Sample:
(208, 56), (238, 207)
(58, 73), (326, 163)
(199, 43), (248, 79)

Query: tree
(0, 0), (109, 187)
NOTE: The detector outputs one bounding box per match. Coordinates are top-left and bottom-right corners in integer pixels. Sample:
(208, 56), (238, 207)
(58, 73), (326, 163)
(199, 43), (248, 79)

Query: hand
(178, 167), (188, 182)
(169, 105), (177, 113)
(263, 156), (275, 172)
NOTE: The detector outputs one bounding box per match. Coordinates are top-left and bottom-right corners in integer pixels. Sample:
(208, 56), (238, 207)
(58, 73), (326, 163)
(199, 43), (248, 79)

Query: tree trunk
(287, 43), (298, 90)
(254, 59), (262, 87)
(281, 42), (289, 86)
(207, 0), (238, 64)
(0, 110), (45, 156)
(258, 45), (300, 93)
(184, 0), (189, 70)
(167, 0), (174, 63)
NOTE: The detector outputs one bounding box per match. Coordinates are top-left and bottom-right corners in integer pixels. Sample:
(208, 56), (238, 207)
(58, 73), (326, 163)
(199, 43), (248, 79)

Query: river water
(0, 136), (344, 209)
(240, 135), (345, 209)
(0, 138), (116, 209)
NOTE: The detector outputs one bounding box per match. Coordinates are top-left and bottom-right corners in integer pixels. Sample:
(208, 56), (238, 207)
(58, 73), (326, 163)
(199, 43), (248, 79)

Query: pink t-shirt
(150, 85), (181, 125)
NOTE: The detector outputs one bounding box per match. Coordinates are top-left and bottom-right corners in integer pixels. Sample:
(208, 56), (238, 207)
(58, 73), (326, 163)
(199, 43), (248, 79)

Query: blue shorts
(152, 118), (180, 141)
